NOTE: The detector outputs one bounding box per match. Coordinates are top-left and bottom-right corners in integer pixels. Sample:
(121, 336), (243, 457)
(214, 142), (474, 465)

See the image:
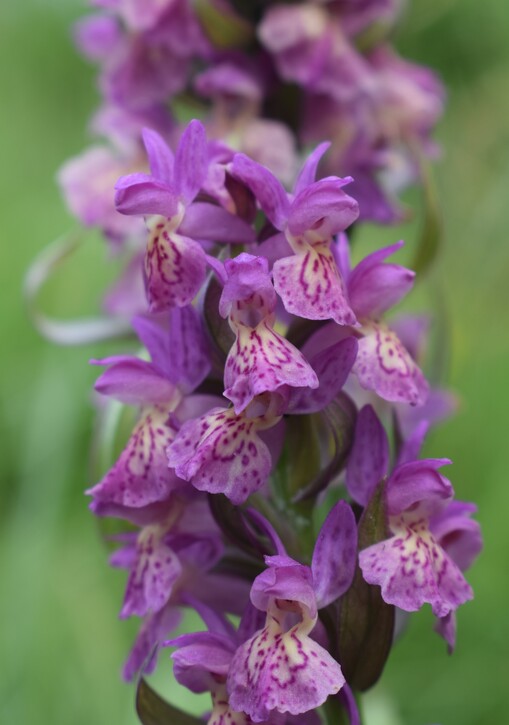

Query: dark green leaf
(136, 679), (202, 725)
(337, 480), (395, 691)
(293, 393), (356, 503)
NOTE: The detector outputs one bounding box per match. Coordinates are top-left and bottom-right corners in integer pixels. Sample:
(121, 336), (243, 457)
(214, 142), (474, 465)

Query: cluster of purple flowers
(51, 1), (482, 723)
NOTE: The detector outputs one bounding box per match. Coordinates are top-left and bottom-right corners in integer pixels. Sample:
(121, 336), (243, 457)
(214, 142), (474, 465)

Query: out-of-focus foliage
(0, 1), (507, 723)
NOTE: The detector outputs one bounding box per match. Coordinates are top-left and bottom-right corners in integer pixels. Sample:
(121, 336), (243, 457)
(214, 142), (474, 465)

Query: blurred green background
(1, 1), (508, 723)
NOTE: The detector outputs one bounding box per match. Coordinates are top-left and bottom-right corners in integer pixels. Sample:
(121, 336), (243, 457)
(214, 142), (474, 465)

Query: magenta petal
(180, 202), (256, 243)
(347, 242), (415, 319)
(311, 501), (358, 607)
(434, 611), (457, 654)
(123, 605), (182, 681)
(224, 321), (319, 414)
(388, 459), (453, 515)
(93, 356), (176, 405)
(289, 337), (358, 414)
(429, 501), (482, 572)
(251, 561), (317, 618)
(288, 178), (359, 240)
(227, 625), (345, 721)
(121, 535), (182, 618)
(359, 522), (473, 617)
(142, 127), (175, 185)
(293, 141), (331, 195)
(232, 153), (290, 230)
(167, 407), (274, 505)
(273, 246), (356, 325)
(169, 632), (235, 693)
(115, 174), (179, 218)
(353, 323), (429, 405)
(167, 306), (211, 391)
(346, 405), (389, 506)
(174, 119), (208, 203)
(87, 404), (181, 508)
(145, 223), (207, 310)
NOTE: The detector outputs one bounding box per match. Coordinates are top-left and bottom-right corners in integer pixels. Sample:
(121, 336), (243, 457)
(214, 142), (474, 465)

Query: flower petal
(120, 534), (182, 618)
(174, 119), (208, 203)
(293, 141), (331, 196)
(231, 153), (290, 230)
(346, 405), (389, 506)
(353, 322), (429, 405)
(115, 173), (179, 217)
(145, 223), (207, 310)
(93, 356), (176, 405)
(289, 337), (358, 414)
(224, 321), (318, 414)
(273, 244), (356, 325)
(311, 501), (358, 607)
(142, 127), (175, 186)
(359, 524), (473, 618)
(180, 202), (256, 243)
(227, 623), (345, 721)
(87, 404), (181, 508)
(167, 407), (275, 505)
(288, 178), (359, 241)
(347, 241), (415, 319)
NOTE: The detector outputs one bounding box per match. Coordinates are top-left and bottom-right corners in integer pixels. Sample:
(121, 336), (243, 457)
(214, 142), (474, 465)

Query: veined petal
(346, 405), (389, 506)
(311, 501), (357, 607)
(293, 141), (331, 196)
(115, 174), (179, 218)
(142, 127), (175, 186)
(359, 514), (473, 617)
(288, 178), (359, 241)
(228, 618), (345, 721)
(87, 404), (181, 508)
(353, 322), (429, 405)
(273, 244), (356, 325)
(93, 356), (176, 405)
(224, 321), (318, 414)
(120, 532), (182, 618)
(174, 119), (208, 204)
(145, 222), (207, 310)
(167, 406), (276, 505)
(123, 605), (182, 681)
(232, 153), (290, 230)
(388, 459), (453, 516)
(347, 242), (415, 319)
(180, 202), (256, 244)
(289, 336), (358, 414)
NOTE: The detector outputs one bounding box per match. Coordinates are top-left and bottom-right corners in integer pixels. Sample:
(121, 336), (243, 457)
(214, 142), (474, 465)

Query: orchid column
(31, 1), (483, 724)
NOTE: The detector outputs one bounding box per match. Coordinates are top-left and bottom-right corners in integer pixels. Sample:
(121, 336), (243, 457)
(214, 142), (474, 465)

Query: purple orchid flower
(314, 236), (428, 406)
(87, 309), (213, 514)
(219, 253), (319, 414)
(167, 332), (358, 505)
(231, 144), (359, 325)
(430, 501), (482, 652)
(115, 120), (255, 310)
(121, 538), (251, 682)
(350, 406), (474, 617)
(227, 503), (357, 721)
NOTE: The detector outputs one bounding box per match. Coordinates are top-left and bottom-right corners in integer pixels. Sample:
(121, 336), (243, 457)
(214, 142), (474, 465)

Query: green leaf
(293, 393), (356, 503)
(337, 480), (395, 691)
(136, 679), (202, 725)
(411, 145), (443, 276)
